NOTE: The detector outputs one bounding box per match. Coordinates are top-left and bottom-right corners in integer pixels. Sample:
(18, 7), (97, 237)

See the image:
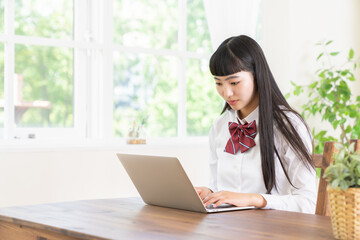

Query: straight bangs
(209, 45), (249, 76)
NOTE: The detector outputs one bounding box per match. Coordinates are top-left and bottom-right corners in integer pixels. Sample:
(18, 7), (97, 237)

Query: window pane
(187, 0), (212, 53)
(0, 43), (3, 127)
(186, 58), (223, 136)
(15, 44), (73, 127)
(113, 0), (178, 49)
(14, 0), (73, 39)
(0, 0), (4, 33)
(114, 53), (178, 137)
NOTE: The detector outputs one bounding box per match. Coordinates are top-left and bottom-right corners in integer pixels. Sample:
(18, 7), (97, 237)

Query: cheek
(241, 82), (255, 96)
(216, 86), (223, 96)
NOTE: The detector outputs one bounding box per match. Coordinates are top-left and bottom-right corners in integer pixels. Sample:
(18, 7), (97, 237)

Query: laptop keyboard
(206, 204), (236, 209)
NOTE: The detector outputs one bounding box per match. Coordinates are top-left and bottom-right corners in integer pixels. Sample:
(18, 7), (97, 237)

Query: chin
(229, 105), (242, 111)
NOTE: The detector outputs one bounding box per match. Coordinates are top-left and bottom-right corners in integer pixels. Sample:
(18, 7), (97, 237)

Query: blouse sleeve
(208, 124), (218, 192)
(260, 115), (317, 214)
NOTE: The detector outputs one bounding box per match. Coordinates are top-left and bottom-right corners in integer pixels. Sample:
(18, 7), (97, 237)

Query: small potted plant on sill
(323, 141), (360, 240)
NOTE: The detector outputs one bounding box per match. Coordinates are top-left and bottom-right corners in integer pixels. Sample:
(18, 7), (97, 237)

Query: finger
(212, 199), (226, 208)
(200, 193), (206, 201)
(203, 191), (222, 203)
(204, 194), (222, 207)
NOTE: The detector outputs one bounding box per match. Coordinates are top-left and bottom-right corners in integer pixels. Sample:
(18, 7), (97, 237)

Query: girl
(196, 35), (317, 213)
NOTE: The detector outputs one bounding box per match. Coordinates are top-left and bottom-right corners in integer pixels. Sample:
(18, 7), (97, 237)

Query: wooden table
(0, 197), (335, 240)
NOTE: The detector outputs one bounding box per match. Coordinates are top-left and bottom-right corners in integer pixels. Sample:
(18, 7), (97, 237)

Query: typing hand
(203, 191), (267, 208)
(195, 187), (213, 201)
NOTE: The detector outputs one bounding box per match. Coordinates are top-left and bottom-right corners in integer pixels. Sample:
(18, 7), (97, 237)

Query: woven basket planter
(328, 187), (360, 240)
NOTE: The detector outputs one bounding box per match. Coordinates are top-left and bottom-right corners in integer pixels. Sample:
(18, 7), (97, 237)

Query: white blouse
(208, 106), (317, 213)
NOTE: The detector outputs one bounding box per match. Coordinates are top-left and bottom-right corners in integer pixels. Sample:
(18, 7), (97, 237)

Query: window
(112, 0), (222, 138)
(1, 0), (223, 140)
(0, 0), (87, 139)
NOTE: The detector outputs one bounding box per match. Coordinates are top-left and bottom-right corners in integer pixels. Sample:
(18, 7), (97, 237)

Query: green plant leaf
(340, 70), (349, 76)
(309, 82), (318, 89)
(340, 181), (349, 191)
(329, 114), (336, 123)
(317, 53), (324, 61)
(339, 118), (346, 125)
(284, 93), (290, 99)
(330, 52), (339, 56)
(321, 81), (332, 93)
(326, 40), (333, 45)
(294, 86), (302, 96)
(349, 48), (354, 60)
(318, 70), (326, 78)
(345, 125), (352, 133)
(331, 179), (339, 188)
(327, 91), (336, 102)
(315, 130), (327, 138)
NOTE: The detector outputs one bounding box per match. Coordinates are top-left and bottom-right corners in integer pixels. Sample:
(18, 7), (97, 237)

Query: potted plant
(286, 40), (360, 154)
(323, 142), (360, 240)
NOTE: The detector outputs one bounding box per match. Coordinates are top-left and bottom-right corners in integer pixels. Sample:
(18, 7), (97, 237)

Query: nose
(223, 85), (233, 98)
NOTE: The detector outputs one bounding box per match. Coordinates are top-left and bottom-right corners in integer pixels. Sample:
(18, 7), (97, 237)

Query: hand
(195, 187), (213, 201)
(203, 191), (267, 208)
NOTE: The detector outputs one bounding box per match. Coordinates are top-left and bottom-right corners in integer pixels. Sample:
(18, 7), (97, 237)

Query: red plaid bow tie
(224, 120), (257, 154)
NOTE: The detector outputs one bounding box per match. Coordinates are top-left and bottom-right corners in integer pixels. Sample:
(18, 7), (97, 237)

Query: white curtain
(203, 0), (261, 50)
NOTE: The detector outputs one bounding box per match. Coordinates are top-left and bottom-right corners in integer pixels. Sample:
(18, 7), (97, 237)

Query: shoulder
(278, 106), (306, 129)
(210, 109), (234, 134)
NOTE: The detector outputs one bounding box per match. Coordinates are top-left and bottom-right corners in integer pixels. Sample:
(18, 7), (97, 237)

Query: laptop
(117, 153), (255, 213)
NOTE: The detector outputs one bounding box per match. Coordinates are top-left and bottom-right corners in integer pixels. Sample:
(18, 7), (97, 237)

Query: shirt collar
(232, 106), (259, 125)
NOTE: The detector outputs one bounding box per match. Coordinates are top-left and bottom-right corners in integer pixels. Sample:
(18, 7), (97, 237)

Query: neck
(237, 95), (259, 119)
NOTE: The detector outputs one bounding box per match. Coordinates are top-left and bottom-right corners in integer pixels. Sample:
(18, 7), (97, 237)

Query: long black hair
(209, 35), (314, 194)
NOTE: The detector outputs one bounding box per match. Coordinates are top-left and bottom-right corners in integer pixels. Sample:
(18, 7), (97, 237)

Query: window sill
(0, 137), (209, 152)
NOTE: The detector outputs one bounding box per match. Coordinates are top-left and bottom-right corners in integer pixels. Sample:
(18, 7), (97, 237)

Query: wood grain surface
(0, 197), (334, 240)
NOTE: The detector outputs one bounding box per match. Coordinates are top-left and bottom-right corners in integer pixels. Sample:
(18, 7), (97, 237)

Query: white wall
(0, 141), (209, 207)
(261, 0), (360, 135)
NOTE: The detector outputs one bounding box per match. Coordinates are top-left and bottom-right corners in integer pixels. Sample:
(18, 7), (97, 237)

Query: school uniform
(208, 106), (317, 213)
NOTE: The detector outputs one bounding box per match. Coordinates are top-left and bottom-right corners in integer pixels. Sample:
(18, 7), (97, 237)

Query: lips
(227, 100), (238, 106)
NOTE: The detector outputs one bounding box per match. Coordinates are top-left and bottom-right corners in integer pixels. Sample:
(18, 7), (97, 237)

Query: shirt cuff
(260, 194), (276, 209)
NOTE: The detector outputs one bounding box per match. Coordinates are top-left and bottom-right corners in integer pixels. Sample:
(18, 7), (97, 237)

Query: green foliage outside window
(113, 0), (178, 49)
(15, 0), (73, 39)
(113, 54), (178, 137)
(13, 0), (74, 128)
(186, 59), (222, 136)
(1, 0), (221, 136)
(113, 0), (222, 137)
(15, 45), (73, 127)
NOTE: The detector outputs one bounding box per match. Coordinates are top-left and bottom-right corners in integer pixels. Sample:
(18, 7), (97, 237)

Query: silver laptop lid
(117, 153), (208, 213)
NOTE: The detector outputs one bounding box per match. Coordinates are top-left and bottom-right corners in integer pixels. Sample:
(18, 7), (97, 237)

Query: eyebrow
(214, 76), (239, 81)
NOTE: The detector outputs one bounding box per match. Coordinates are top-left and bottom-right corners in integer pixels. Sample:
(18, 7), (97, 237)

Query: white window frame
(1, 0), (91, 139)
(0, 0), (212, 143)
